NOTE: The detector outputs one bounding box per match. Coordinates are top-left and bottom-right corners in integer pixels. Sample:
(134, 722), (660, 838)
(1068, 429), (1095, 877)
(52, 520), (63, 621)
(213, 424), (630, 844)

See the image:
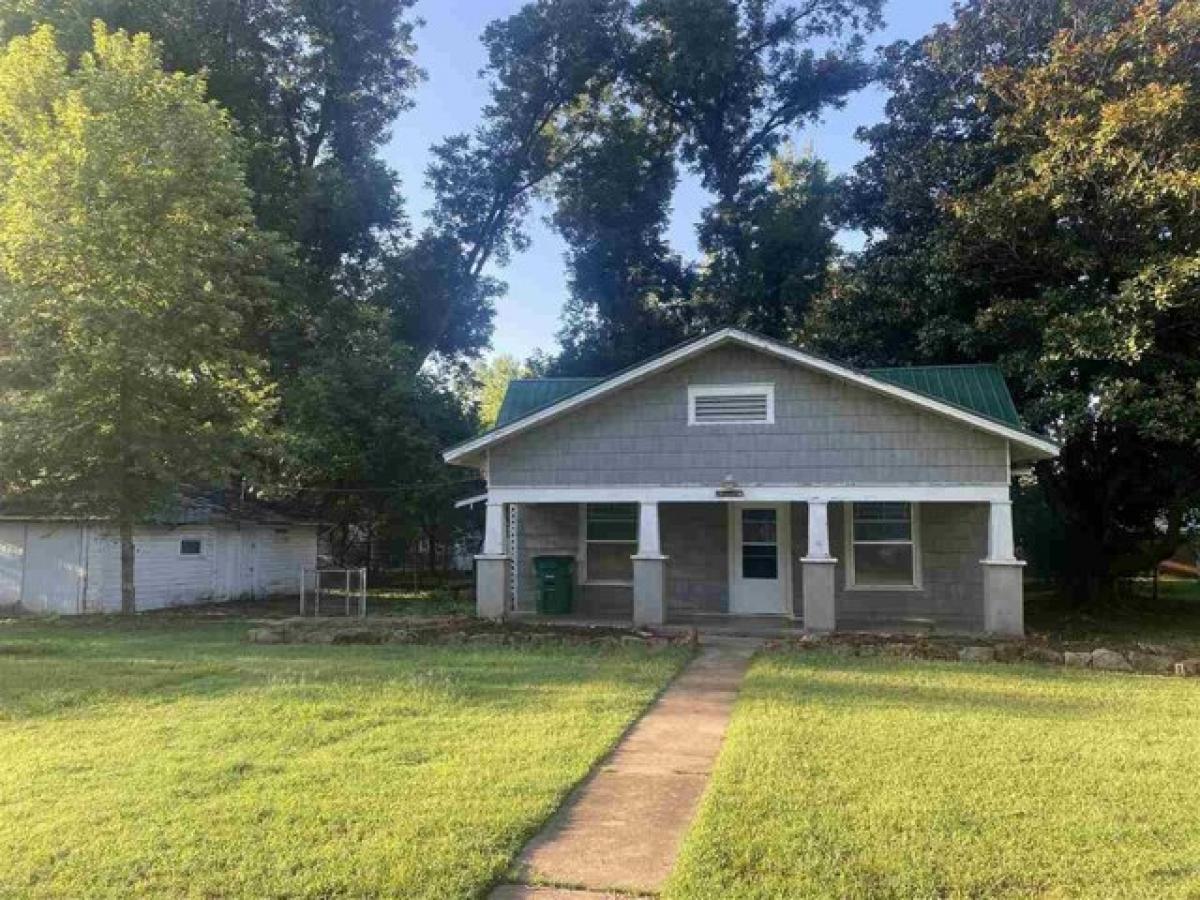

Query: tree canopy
(0, 23), (278, 609)
(812, 0), (1200, 599)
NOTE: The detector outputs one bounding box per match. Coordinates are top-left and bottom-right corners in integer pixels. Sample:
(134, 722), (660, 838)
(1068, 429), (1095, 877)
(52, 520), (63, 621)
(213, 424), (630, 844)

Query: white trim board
(444, 328), (1059, 464)
(486, 485), (1012, 505)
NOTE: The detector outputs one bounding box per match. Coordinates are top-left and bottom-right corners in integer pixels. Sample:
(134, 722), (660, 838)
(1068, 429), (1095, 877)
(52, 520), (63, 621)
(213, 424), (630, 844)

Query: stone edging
(770, 632), (1199, 677)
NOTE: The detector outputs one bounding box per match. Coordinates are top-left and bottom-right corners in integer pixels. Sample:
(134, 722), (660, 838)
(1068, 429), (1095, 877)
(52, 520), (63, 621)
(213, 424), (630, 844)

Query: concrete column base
(632, 555), (667, 626)
(982, 560), (1025, 636)
(475, 555), (510, 620)
(800, 557), (837, 632)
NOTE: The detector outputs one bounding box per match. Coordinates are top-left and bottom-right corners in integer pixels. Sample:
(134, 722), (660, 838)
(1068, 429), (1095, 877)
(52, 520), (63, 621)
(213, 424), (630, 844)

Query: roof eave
(442, 328), (1060, 463)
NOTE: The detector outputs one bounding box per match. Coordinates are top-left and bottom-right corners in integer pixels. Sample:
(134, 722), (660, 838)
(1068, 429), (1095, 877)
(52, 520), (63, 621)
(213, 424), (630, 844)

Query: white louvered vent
(688, 384), (775, 425)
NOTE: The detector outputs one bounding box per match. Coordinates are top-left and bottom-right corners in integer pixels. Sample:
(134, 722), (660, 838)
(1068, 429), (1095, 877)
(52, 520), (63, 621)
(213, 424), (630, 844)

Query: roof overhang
(444, 328), (1060, 466)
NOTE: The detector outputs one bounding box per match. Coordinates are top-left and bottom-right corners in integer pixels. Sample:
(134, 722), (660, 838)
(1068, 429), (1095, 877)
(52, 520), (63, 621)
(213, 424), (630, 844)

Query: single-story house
(445, 328), (1059, 635)
(0, 495), (318, 614)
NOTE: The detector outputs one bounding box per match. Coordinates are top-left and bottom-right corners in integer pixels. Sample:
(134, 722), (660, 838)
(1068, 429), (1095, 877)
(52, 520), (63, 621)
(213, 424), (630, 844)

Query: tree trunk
(119, 513), (136, 614)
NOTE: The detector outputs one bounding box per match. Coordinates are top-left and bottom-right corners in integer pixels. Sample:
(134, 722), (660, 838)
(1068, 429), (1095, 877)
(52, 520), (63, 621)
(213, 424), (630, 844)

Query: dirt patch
(248, 616), (700, 649)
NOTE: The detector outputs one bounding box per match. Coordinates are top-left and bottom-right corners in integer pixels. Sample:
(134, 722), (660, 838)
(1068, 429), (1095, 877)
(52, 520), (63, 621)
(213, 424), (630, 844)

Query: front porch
(476, 488), (1026, 636)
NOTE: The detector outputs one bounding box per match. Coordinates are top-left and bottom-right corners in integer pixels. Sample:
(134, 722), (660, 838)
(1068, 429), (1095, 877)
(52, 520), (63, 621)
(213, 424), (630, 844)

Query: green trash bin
(533, 556), (575, 615)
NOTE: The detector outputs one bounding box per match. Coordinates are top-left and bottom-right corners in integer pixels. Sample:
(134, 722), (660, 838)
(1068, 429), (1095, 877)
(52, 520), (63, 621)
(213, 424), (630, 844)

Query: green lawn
(1027, 578), (1200, 655)
(0, 616), (687, 899)
(667, 652), (1200, 899)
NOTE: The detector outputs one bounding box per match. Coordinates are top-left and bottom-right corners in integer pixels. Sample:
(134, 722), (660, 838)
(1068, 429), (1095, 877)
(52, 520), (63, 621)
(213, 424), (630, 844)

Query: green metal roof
(866, 364), (1023, 428)
(495, 378), (603, 427)
(496, 365), (1023, 430)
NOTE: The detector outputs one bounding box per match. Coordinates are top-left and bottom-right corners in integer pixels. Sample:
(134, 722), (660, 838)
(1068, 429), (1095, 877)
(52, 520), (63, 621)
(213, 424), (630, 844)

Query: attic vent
(688, 384), (775, 425)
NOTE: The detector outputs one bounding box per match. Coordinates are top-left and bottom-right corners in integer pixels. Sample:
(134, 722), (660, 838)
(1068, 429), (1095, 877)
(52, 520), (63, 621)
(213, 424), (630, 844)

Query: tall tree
(813, 0), (1200, 600)
(425, 0), (630, 346)
(551, 0), (880, 373)
(702, 147), (839, 338)
(0, 23), (278, 611)
(552, 104), (695, 374)
(951, 0), (1200, 598)
(0, 0), (422, 275)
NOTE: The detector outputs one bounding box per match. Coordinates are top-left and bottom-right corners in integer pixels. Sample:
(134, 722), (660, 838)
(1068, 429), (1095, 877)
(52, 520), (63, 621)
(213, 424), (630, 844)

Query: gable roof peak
(449, 327), (1058, 464)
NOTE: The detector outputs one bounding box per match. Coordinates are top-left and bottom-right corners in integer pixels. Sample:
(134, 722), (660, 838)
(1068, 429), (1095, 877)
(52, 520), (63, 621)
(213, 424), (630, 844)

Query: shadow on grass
(0, 618), (684, 721)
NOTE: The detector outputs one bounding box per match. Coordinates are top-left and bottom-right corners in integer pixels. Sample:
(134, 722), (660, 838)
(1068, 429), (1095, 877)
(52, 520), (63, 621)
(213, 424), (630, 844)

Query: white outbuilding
(0, 496), (318, 614)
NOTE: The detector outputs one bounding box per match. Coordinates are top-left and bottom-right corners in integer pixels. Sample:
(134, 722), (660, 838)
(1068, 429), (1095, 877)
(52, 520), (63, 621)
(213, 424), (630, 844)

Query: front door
(728, 503), (791, 615)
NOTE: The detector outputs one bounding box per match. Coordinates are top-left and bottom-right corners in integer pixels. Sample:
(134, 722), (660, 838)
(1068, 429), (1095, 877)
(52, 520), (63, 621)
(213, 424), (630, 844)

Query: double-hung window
(846, 502), (920, 589)
(583, 503), (638, 584)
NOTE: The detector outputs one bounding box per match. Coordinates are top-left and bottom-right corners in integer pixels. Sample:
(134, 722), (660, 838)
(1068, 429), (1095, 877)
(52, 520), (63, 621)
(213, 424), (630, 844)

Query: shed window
(688, 383), (774, 425)
(583, 504), (637, 584)
(179, 538), (203, 556)
(846, 503), (920, 589)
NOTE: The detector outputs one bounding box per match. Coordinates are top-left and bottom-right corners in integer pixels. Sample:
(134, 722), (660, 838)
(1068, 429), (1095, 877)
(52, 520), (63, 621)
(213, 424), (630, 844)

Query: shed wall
(1, 521), (317, 614)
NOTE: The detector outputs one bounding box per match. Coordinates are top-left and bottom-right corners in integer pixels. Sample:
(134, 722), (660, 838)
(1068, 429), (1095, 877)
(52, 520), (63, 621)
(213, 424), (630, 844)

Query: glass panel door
(729, 504), (790, 615)
(741, 508), (779, 580)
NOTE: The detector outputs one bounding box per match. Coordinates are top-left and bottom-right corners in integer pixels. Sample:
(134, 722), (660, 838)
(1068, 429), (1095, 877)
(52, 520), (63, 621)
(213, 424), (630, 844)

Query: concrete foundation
(982, 560), (1025, 636)
(475, 555), (510, 620)
(632, 555), (667, 626)
(800, 558), (837, 632)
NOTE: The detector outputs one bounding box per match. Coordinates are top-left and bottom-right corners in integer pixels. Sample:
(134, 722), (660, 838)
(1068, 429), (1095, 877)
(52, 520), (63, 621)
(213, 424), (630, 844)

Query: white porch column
(475, 500), (509, 620)
(982, 499), (1024, 636)
(632, 501), (667, 626)
(800, 500), (837, 631)
(482, 501), (506, 555)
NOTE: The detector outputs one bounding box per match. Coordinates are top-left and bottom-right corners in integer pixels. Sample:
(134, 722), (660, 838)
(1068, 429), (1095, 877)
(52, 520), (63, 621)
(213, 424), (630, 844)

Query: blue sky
(384, 0), (958, 361)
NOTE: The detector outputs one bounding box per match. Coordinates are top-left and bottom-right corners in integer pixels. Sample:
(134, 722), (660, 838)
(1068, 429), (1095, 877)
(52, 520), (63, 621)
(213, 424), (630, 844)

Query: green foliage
(701, 148), (839, 338)
(815, 0), (1200, 599)
(474, 354), (530, 430)
(0, 0), (423, 276)
(0, 25), (276, 541)
(552, 104), (696, 373)
(426, 0), (629, 282)
(630, 0), (880, 205)
(547, 0), (878, 374)
(0, 614), (687, 897)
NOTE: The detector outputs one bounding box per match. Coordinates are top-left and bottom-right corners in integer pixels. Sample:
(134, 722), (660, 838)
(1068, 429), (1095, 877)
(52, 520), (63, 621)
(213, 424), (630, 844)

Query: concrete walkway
(491, 639), (759, 898)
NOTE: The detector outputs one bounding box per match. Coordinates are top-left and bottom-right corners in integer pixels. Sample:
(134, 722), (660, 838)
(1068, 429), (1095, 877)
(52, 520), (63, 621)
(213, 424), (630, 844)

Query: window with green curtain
(585, 504), (638, 582)
(586, 504), (638, 542)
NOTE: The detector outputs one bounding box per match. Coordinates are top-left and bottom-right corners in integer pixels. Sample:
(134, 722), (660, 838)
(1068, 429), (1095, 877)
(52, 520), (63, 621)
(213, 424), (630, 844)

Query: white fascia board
(443, 328), (1059, 464)
(728, 331), (1060, 459)
(486, 484), (1013, 505)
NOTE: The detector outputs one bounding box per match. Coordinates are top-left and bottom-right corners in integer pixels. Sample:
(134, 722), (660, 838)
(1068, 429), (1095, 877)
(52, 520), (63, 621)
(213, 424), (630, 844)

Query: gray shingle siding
(662, 503), (727, 615)
(515, 499), (989, 630)
(515, 503), (634, 618)
(831, 502), (987, 631)
(488, 345), (1009, 487)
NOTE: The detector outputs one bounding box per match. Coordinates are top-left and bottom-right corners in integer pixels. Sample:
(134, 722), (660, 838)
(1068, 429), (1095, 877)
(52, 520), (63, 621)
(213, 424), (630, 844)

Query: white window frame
(578, 503), (638, 587)
(687, 382), (775, 426)
(178, 537), (205, 558)
(844, 502), (922, 591)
